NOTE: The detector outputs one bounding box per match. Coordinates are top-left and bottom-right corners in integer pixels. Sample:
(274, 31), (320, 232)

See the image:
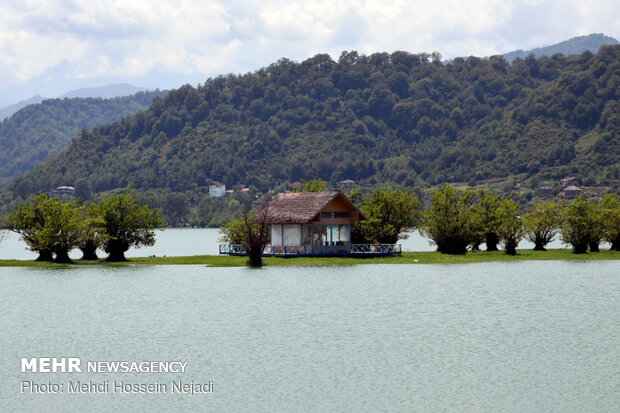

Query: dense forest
(0, 90), (166, 186)
(1, 45), (618, 225)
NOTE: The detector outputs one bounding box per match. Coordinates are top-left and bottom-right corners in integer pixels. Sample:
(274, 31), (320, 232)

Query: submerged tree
(77, 202), (107, 260)
(421, 185), (478, 254)
(6, 194), (86, 263)
(601, 194), (620, 251)
(496, 197), (524, 255)
(474, 190), (504, 251)
(7, 194), (55, 261)
(99, 191), (165, 261)
(522, 201), (563, 251)
(352, 187), (421, 244)
(560, 196), (599, 254)
(586, 199), (606, 252)
(220, 206), (271, 267)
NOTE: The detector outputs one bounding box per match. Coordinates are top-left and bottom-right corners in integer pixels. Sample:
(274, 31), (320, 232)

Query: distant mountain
(60, 83), (150, 99)
(3, 45), (618, 225)
(0, 95), (46, 121)
(0, 90), (166, 187)
(503, 33), (618, 62)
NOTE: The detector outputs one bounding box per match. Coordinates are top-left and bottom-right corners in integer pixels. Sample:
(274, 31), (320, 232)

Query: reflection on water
(0, 262), (618, 412)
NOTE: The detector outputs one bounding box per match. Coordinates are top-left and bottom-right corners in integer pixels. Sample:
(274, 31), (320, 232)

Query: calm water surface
(1, 261), (618, 412)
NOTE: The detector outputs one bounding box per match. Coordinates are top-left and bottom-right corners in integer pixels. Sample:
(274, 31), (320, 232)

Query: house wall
(271, 224), (302, 246)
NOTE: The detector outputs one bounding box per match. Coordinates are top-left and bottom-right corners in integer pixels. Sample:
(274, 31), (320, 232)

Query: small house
(538, 185), (553, 196)
(50, 185), (75, 198)
(561, 176), (578, 187)
(339, 179), (355, 189)
(209, 181), (226, 197)
(256, 190), (365, 248)
(564, 185), (582, 197)
(219, 190), (401, 257)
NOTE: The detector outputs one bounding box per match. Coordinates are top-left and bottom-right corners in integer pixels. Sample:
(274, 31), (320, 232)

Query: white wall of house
(271, 225), (282, 246)
(209, 184), (226, 197)
(271, 224), (302, 246)
(283, 225), (301, 246)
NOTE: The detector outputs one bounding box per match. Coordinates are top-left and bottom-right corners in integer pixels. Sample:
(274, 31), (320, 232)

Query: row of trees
(422, 185), (620, 254)
(221, 183), (620, 267)
(5, 191), (164, 263)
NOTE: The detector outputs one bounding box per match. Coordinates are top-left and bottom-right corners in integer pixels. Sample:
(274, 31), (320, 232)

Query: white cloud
(0, 0), (618, 100)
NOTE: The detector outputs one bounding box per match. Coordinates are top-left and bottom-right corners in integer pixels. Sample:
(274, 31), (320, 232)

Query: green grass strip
(1, 249), (619, 267)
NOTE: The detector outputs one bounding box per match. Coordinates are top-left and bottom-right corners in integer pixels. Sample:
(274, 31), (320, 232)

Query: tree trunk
(36, 250), (54, 262)
(573, 242), (588, 254)
(533, 237), (547, 251)
(54, 249), (73, 264)
(438, 237), (467, 255)
(106, 250), (127, 262)
(485, 232), (499, 251)
(247, 249), (263, 267)
(105, 239), (128, 262)
(80, 241), (99, 260)
(504, 238), (517, 255)
(589, 242), (600, 252)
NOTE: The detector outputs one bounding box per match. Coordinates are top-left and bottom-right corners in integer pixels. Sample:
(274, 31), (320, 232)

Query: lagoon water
(1, 229), (618, 411)
(1, 260), (619, 412)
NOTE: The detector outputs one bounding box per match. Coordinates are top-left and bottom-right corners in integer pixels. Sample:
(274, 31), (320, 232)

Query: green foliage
(219, 207), (270, 267)
(421, 185), (479, 254)
(522, 201), (564, 250)
(219, 212), (257, 245)
(7, 194), (56, 261)
(98, 191), (166, 261)
(600, 194), (620, 250)
(77, 202), (108, 260)
(560, 196), (605, 253)
(295, 179), (328, 193)
(352, 187), (421, 243)
(6, 194), (89, 263)
(0, 91), (165, 187)
(495, 197), (525, 255)
(474, 190), (504, 251)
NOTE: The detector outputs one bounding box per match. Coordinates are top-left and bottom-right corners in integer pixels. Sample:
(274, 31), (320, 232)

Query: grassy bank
(1, 249), (619, 268)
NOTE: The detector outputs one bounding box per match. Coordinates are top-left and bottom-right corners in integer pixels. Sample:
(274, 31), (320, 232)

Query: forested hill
(503, 33), (618, 62)
(0, 90), (166, 187)
(3, 46), (619, 208)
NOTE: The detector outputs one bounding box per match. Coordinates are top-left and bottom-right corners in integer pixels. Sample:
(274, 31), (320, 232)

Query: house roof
(254, 190), (367, 224)
(564, 185), (581, 191)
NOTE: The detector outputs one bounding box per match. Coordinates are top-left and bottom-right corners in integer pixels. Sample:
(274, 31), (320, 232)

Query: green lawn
(1, 249), (619, 268)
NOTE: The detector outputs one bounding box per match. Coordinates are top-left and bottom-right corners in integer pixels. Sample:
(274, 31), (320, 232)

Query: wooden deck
(219, 244), (401, 257)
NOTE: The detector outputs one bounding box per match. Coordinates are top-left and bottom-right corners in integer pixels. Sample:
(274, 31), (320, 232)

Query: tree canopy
(99, 191), (166, 261)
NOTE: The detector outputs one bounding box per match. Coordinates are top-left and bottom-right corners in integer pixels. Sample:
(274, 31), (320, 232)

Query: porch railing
(219, 244), (401, 257)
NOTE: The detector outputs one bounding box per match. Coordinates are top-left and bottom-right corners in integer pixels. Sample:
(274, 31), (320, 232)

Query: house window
(320, 211), (350, 219)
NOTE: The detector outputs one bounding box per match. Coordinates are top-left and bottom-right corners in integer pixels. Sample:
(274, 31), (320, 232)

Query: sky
(0, 0), (618, 105)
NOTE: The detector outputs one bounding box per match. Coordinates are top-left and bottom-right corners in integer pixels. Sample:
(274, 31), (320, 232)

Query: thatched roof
(253, 190), (366, 224)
